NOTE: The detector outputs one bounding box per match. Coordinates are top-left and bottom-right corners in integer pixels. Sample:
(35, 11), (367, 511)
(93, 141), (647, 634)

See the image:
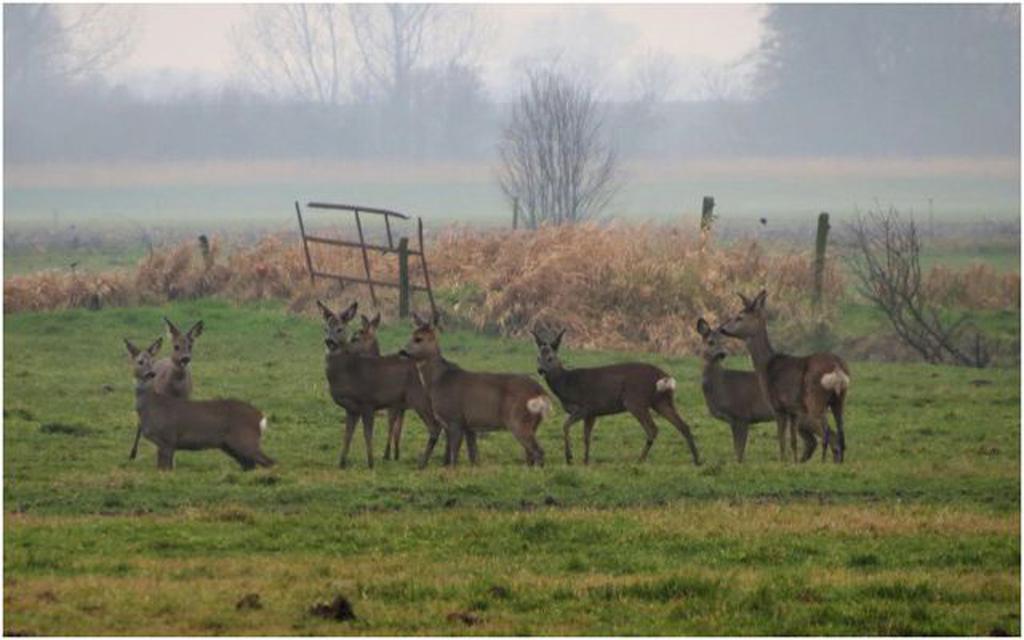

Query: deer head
(125, 337), (163, 383)
(317, 300), (358, 352)
(163, 317), (203, 368)
(399, 311), (441, 361)
(531, 327), (566, 376)
(696, 318), (730, 363)
(719, 289), (768, 340)
(349, 312), (382, 355)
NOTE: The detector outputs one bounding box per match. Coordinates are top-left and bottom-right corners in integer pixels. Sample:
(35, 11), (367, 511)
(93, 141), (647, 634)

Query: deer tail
(655, 377), (677, 393)
(820, 369), (850, 394)
(526, 396), (552, 418)
(259, 416), (268, 433)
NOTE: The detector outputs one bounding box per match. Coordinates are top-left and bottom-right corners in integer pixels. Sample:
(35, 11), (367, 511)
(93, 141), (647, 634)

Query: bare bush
(498, 68), (619, 227)
(846, 207), (991, 367)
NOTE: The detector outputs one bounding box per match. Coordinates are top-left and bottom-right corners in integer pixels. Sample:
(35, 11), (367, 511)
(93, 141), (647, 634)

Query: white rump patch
(259, 417), (268, 433)
(526, 396), (552, 417)
(820, 370), (850, 393)
(656, 377), (677, 392)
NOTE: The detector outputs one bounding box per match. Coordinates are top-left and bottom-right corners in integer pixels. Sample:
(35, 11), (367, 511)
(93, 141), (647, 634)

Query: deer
(124, 337), (274, 471)
(399, 312), (552, 467)
(128, 316), (203, 461)
(719, 289), (850, 463)
(347, 311), (407, 462)
(696, 318), (775, 463)
(317, 300), (444, 469)
(531, 328), (702, 466)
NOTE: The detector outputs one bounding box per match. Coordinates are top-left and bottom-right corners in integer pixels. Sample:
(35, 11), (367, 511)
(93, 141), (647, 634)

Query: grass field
(4, 300), (1020, 635)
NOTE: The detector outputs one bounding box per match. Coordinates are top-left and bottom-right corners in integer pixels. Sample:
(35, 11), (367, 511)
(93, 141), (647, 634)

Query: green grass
(4, 244), (149, 275)
(4, 300), (1020, 635)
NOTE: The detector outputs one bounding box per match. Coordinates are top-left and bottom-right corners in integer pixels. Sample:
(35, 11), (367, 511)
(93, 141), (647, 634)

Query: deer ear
(412, 311), (428, 328)
(552, 328), (566, 351)
(339, 301), (358, 324)
(163, 316), (181, 337)
(530, 329), (545, 348)
(188, 320), (204, 339)
(696, 318), (711, 337)
(147, 336), (163, 356)
(360, 314), (371, 329)
(124, 339), (141, 357)
(371, 312), (381, 328)
(754, 289), (767, 310)
(316, 300), (335, 322)
(432, 309), (442, 329)
(737, 293), (751, 308)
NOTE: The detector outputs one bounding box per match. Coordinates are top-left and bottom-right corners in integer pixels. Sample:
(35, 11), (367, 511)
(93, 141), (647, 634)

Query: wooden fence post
(813, 211), (830, 307)
(513, 197), (520, 230)
(398, 237), (410, 319)
(700, 196), (716, 233)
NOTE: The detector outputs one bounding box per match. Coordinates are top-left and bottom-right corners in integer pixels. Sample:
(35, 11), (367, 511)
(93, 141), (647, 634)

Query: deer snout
(179, 356), (191, 366)
(398, 349), (411, 359)
(144, 371), (157, 379)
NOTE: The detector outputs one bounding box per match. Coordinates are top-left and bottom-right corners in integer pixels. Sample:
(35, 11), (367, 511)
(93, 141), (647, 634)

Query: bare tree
(232, 5), (348, 105)
(846, 207), (990, 367)
(348, 4), (479, 109)
(498, 68), (620, 228)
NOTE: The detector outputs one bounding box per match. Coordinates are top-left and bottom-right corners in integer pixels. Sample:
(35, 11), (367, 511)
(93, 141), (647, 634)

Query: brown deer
(124, 337), (274, 471)
(317, 301), (443, 469)
(696, 318), (775, 462)
(347, 312), (406, 462)
(128, 316), (203, 460)
(531, 328), (702, 465)
(719, 290), (850, 462)
(399, 313), (551, 467)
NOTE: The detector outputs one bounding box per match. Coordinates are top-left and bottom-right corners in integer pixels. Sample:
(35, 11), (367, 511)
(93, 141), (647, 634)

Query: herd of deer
(122, 289), (850, 472)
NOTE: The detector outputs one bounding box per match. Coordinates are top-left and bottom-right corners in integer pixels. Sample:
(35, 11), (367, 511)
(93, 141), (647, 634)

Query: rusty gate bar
(384, 215), (394, 250)
(308, 202), (409, 219)
(417, 217), (438, 319)
(352, 209), (377, 305)
(295, 201), (316, 284)
(300, 234), (422, 256)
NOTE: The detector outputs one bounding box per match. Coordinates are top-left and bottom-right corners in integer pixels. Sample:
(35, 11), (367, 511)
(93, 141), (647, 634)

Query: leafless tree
(498, 68), (620, 228)
(846, 207), (990, 367)
(231, 5), (348, 105)
(4, 4), (136, 87)
(348, 4), (480, 109)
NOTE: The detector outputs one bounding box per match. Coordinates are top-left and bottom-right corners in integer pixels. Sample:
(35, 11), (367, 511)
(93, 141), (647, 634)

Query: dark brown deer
(347, 312), (406, 462)
(696, 318), (775, 462)
(399, 313), (551, 466)
(719, 289), (850, 462)
(128, 316), (203, 460)
(531, 328), (701, 465)
(124, 337), (274, 471)
(317, 301), (443, 469)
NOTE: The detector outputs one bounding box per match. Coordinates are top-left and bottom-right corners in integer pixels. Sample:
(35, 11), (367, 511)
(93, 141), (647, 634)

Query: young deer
(719, 290), (850, 462)
(399, 313), (552, 467)
(124, 337), (274, 471)
(531, 328), (702, 465)
(348, 312), (406, 462)
(696, 318), (775, 462)
(318, 301), (443, 469)
(128, 316), (204, 460)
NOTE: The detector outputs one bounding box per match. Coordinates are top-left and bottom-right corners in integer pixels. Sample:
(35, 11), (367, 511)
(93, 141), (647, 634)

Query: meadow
(4, 299), (1020, 635)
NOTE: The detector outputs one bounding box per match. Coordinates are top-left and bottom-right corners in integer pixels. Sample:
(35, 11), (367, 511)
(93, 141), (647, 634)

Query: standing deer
(399, 313), (551, 467)
(719, 290), (850, 462)
(531, 328), (702, 465)
(696, 318), (775, 462)
(128, 316), (203, 460)
(317, 301), (443, 469)
(124, 337), (274, 471)
(347, 312), (406, 462)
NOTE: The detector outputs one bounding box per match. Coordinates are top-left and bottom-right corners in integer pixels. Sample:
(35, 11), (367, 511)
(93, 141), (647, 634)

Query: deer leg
(775, 415), (788, 462)
(414, 406), (443, 469)
(510, 423), (543, 467)
(626, 403), (659, 463)
(465, 430), (480, 465)
(582, 416), (596, 465)
(730, 421), (750, 463)
(339, 411), (358, 469)
(561, 414), (582, 464)
(798, 421), (817, 463)
(391, 410), (405, 461)
(361, 410), (376, 469)
(831, 392), (847, 463)
(789, 415), (799, 463)
(652, 399), (701, 466)
(156, 446), (175, 471)
(446, 423), (465, 467)
(128, 424), (143, 460)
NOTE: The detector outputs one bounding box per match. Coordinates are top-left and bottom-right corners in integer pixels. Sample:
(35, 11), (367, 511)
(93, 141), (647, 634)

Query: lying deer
(400, 313), (551, 466)
(719, 290), (850, 462)
(696, 318), (774, 462)
(318, 301), (443, 469)
(348, 312), (407, 462)
(531, 328), (702, 465)
(124, 337), (274, 470)
(128, 316), (204, 460)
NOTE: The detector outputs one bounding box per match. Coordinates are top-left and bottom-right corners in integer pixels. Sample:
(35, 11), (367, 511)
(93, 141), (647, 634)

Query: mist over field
(3, 4), (1020, 234)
